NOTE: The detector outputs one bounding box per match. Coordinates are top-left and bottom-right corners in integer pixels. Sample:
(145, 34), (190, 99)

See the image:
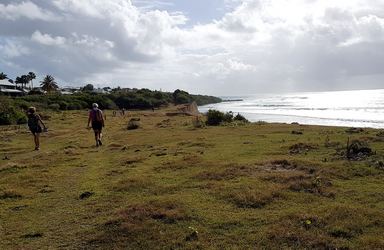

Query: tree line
(1, 72), (59, 92)
(0, 72), (222, 125)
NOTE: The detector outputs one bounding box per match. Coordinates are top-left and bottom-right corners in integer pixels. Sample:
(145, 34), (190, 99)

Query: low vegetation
(0, 89), (221, 125)
(206, 109), (249, 126)
(1, 109), (384, 249)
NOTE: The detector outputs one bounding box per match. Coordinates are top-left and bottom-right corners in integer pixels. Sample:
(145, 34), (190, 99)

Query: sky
(1, 0), (384, 95)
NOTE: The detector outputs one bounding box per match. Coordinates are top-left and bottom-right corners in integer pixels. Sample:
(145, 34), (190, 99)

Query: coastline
(199, 89), (384, 129)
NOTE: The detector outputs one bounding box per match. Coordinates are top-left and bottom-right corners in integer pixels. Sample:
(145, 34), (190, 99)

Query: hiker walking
(87, 103), (105, 147)
(27, 107), (47, 151)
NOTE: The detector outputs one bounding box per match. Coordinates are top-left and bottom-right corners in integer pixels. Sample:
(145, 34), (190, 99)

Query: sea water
(199, 89), (384, 128)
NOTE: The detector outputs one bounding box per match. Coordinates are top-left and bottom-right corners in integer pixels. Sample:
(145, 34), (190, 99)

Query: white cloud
(31, 31), (66, 46)
(1, 0), (384, 94)
(0, 40), (30, 58)
(227, 59), (256, 71)
(0, 1), (58, 21)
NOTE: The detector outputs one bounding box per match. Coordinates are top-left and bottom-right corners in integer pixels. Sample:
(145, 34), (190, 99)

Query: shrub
(0, 106), (27, 125)
(67, 101), (85, 110)
(13, 99), (31, 110)
(48, 103), (60, 111)
(58, 101), (69, 110)
(173, 89), (193, 104)
(223, 111), (234, 123)
(234, 113), (249, 122)
(206, 109), (224, 126)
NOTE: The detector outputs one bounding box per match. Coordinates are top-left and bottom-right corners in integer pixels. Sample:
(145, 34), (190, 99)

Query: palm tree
(28, 72), (36, 89)
(15, 75), (29, 89)
(0, 72), (7, 80)
(40, 75), (59, 93)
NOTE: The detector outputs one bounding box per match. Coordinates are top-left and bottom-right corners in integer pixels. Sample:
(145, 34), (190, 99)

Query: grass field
(1, 109), (384, 249)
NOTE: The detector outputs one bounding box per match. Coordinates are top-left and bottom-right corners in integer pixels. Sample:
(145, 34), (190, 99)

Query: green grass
(1, 109), (384, 249)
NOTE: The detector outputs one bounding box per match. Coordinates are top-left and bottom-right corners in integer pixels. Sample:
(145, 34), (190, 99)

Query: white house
(0, 79), (23, 96)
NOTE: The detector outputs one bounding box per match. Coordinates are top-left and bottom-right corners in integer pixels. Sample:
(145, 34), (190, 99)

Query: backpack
(91, 109), (103, 122)
(28, 114), (41, 130)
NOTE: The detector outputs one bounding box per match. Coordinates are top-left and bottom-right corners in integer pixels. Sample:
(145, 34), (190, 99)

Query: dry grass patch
(216, 183), (284, 209)
(227, 187), (282, 208)
(194, 164), (255, 181)
(289, 143), (318, 154)
(259, 159), (335, 198)
(287, 176), (335, 198)
(0, 190), (23, 200)
(0, 163), (27, 174)
(112, 177), (154, 193)
(260, 159), (319, 174)
(154, 155), (204, 172)
(122, 157), (145, 166)
(89, 200), (194, 249)
(265, 205), (384, 249)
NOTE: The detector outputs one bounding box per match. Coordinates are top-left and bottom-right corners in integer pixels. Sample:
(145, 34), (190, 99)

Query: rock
(127, 118), (141, 130)
(22, 232), (43, 238)
(186, 227), (198, 241)
(291, 130), (303, 135)
(347, 140), (373, 160)
(345, 127), (364, 134)
(79, 191), (94, 200)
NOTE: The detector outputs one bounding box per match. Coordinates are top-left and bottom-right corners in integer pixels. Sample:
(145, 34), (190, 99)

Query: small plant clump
(206, 109), (249, 126)
(127, 118), (141, 130)
(0, 97), (27, 125)
(346, 139), (374, 160)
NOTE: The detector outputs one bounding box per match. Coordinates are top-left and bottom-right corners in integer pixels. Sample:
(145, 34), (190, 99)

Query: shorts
(92, 121), (103, 131)
(30, 125), (42, 134)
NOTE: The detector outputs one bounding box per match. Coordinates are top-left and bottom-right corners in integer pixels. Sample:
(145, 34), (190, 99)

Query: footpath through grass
(1, 109), (384, 249)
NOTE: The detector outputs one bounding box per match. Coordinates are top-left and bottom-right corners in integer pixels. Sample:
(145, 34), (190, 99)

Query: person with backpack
(87, 103), (105, 147)
(27, 107), (47, 151)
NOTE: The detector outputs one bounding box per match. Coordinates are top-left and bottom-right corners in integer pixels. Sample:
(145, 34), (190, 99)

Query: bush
(0, 97), (27, 125)
(234, 113), (249, 122)
(206, 109), (225, 126)
(173, 89), (192, 104)
(58, 101), (69, 110)
(48, 103), (60, 111)
(13, 99), (31, 111)
(223, 111), (234, 123)
(67, 101), (86, 110)
(206, 110), (249, 126)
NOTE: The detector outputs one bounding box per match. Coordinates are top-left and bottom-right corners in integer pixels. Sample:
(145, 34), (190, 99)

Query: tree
(15, 75), (29, 89)
(28, 72), (36, 89)
(172, 89), (192, 104)
(40, 75), (59, 93)
(82, 84), (94, 92)
(0, 72), (7, 80)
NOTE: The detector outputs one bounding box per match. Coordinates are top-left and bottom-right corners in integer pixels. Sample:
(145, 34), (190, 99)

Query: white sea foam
(199, 89), (384, 128)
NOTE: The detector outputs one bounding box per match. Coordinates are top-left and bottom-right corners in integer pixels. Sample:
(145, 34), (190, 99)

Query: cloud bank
(1, 0), (384, 94)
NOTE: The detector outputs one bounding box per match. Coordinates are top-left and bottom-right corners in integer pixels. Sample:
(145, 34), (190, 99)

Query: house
(0, 79), (23, 96)
(92, 88), (108, 94)
(60, 87), (81, 95)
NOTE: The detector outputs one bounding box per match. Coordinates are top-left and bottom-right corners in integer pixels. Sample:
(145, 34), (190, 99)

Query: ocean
(198, 89), (384, 128)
